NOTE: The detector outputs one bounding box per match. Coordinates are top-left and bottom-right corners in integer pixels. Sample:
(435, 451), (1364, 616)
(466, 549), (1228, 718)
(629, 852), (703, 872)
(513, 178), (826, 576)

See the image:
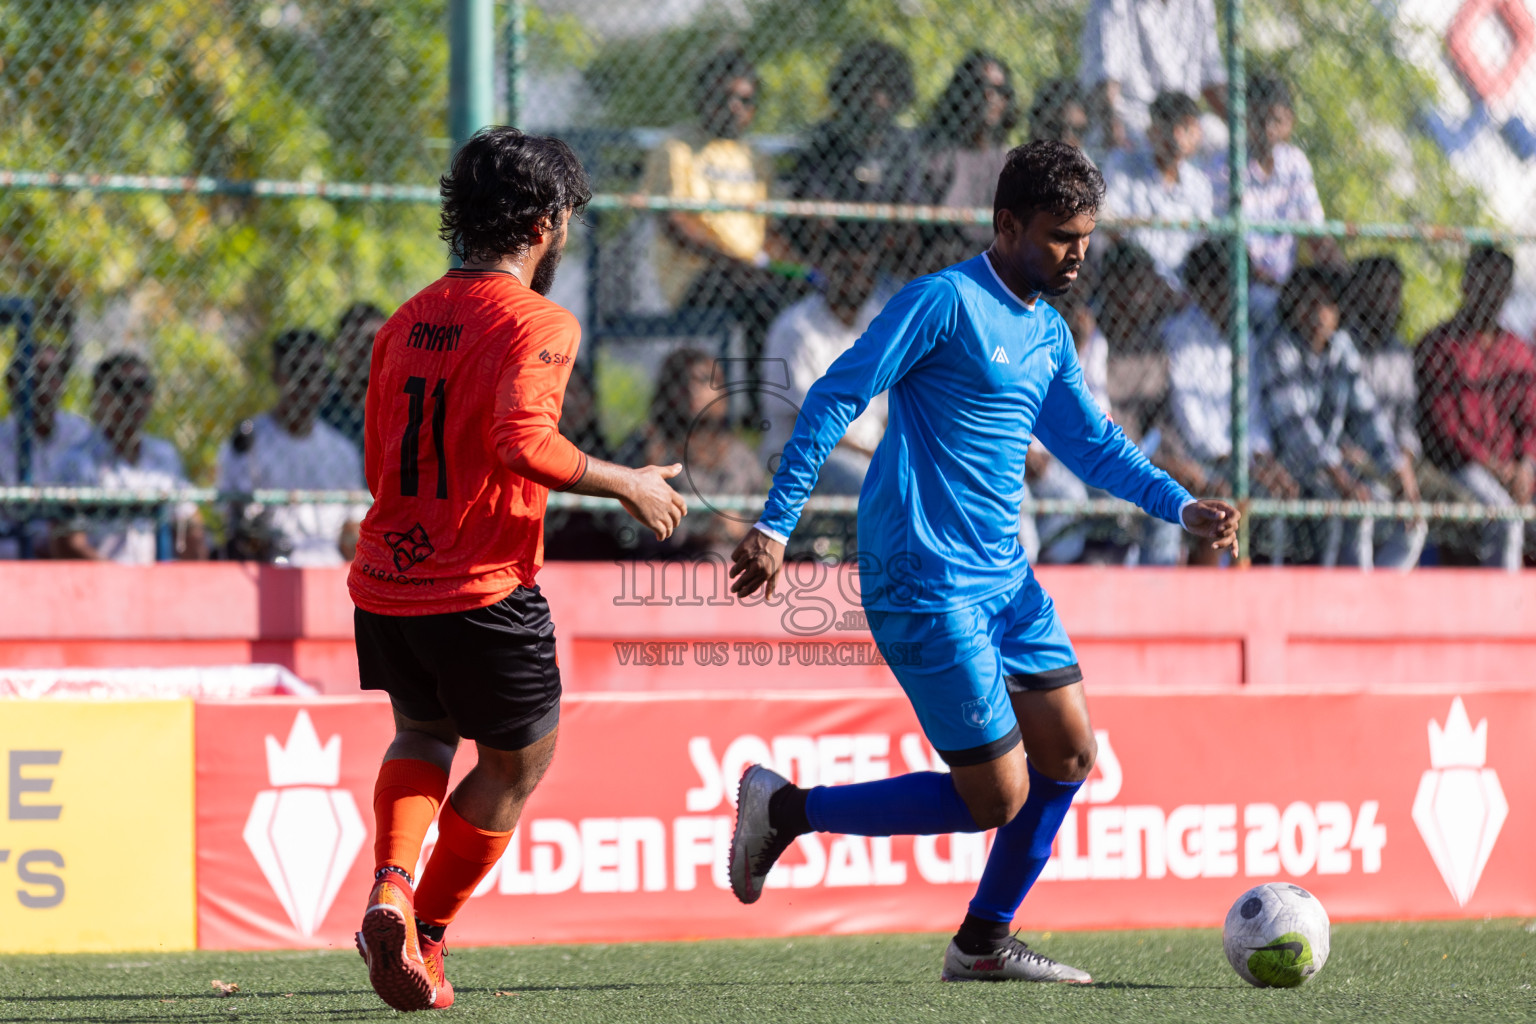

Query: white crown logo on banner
(242, 711), (366, 937)
(1411, 697), (1507, 907)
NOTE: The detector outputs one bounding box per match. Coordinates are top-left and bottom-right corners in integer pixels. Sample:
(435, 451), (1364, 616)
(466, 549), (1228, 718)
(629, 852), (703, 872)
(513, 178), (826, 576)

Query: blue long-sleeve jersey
(759, 252), (1193, 612)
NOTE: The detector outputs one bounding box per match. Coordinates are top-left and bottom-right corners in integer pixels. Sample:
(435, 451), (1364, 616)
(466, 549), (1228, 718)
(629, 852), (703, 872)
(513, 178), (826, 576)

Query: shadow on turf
(0, 990), (393, 1024)
(457, 980), (1222, 994)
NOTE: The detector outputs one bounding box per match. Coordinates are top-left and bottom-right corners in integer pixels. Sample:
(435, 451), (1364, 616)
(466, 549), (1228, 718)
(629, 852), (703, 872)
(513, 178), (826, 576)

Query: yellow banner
(0, 699), (195, 952)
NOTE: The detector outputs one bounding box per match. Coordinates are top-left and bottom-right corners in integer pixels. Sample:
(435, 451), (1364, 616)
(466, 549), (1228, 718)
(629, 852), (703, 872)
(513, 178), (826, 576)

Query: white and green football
(1222, 882), (1331, 988)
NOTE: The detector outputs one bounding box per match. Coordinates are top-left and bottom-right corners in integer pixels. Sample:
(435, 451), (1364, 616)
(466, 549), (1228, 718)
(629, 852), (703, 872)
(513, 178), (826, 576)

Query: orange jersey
(348, 268), (587, 616)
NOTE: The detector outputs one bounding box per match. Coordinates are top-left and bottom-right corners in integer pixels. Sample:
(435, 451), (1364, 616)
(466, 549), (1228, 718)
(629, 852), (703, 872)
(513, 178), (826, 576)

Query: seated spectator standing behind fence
(786, 39), (923, 260)
(543, 367), (625, 561)
(642, 48), (792, 357)
(0, 341), (90, 558)
(918, 51), (1021, 271)
(1097, 241), (1178, 442)
(1261, 268), (1423, 568)
(1342, 257), (1421, 467)
(1028, 79), (1090, 152)
(761, 223), (894, 497)
(1079, 0), (1227, 153)
(616, 348), (763, 559)
(321, 302), (388, 452)
(1101, 91), (1213, 286)
(52, 353), (206, 562)
(1160, 237), (1298, 564)
(1027, 289), (1115, 564)
(1207, 75), (1340, 323)
(219, 328), (366, 566)
(1416, 245), (1536, 570)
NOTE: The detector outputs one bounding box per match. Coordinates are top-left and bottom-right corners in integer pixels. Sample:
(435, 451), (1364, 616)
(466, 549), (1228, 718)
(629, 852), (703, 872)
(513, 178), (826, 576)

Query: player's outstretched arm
(1182, 499), (1242, 558)
(729, 527), (785, 599)
(566, 458), (688, 541)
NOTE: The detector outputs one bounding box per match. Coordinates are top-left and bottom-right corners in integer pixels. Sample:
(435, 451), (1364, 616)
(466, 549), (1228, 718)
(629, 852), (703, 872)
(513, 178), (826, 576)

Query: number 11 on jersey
(400, 376), (448, 498)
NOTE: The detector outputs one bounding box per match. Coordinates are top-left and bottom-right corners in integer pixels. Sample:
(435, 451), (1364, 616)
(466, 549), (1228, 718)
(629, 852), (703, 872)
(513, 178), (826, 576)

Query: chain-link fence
(3, 0), (1535, 568)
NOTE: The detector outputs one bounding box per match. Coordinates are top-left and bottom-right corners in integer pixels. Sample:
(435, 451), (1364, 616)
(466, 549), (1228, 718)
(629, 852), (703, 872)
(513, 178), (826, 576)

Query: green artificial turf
(2, 921), (1532, 1023)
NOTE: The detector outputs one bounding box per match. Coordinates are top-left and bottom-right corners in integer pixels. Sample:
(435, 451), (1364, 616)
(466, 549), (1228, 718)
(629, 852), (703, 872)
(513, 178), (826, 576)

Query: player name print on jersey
(405, 321), (464, 352)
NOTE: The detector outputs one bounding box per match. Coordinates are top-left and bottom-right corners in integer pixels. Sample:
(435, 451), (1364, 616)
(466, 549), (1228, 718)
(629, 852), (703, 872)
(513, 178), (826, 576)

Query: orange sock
(413, 799), (514, 927)
(372, 758), (450, 880)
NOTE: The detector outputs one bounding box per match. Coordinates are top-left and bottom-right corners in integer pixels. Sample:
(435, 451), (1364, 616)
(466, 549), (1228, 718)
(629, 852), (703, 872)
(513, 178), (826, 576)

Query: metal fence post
(1226, 0), (1252, 561)
(449, 0), (495, 151)
(505, 0), (528, 128)
(448, 0), (495, 267)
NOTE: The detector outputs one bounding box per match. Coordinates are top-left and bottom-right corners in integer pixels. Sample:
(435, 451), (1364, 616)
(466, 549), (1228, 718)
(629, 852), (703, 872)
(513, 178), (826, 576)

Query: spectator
(1341, 257), (1422, 467)
(1096, 241), (1178, 441)
(319, 301), (387, 451)
(1417, 245), (1536, 570)
(1028, 78), (1090, 150)
(616, 348), (763, 558)
(1101, 91), (1214, 286)
(1051, 288), (1112, 414)
(1028, 289), (1115, 564)
(52, 353), (206, 562)
(919, 51), (1021, 264)
(218, 328), (366, 566)
(787, 39), (923, 218)
(1261, 267), (1423, 568)
(544, 367), (625, 561)
(1079, 0), (1227, 152)
(0, 341), (91, 558)
(642, 48), (791, 324)
(1159, 237), (1298, 564)
(1207, 75), (1341, 296)
(760, 223), (895, 496)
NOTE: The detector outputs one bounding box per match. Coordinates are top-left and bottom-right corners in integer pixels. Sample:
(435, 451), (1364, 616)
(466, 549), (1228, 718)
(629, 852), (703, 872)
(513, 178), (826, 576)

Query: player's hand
(1182, 499), (1241, 558)
(621, 464), (688, 541)
(730, 527), (786, 599)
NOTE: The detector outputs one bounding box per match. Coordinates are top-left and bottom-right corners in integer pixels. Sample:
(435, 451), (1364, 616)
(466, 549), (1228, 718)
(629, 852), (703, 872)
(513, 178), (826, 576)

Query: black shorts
(355, 586), (561, 751)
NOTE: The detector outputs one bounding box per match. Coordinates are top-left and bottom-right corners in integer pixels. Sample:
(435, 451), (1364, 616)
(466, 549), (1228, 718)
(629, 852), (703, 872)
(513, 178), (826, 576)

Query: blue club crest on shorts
(960, 697), (992, 729)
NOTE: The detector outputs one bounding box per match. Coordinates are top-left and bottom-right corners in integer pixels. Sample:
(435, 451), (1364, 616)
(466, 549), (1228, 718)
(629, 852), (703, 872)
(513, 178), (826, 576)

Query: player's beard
(530, 235), (565, 295)
(1041, 262), (1083, 297)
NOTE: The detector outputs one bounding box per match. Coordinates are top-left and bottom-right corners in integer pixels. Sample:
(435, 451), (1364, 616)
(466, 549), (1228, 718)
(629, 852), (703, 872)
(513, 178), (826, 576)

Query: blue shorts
(867, 574), (1082, 766)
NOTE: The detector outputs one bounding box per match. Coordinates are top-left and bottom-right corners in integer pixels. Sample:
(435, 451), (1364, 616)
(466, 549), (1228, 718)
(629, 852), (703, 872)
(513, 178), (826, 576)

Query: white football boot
(941, 936), (1093, 983)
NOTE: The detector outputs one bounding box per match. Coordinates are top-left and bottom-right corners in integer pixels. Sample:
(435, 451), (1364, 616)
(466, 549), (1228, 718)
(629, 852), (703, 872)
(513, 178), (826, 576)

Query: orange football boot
(356, 870), (436, 1011)
(418, 935), (455, 1009)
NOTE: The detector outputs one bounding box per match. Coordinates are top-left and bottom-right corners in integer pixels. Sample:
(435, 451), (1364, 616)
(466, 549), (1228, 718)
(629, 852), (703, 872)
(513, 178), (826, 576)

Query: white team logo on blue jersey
(990, 346), (1010, 364)
(960, 696), (993, 729)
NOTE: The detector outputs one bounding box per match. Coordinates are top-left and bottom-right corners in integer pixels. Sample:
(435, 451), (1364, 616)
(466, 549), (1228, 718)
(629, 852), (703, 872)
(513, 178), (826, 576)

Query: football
(1222, 883), (1332, 988)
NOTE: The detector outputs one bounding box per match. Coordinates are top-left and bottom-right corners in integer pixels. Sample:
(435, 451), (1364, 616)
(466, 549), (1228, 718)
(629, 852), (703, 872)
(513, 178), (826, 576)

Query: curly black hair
(439, 127), (592, 264)
(993, 139), (1104, 221)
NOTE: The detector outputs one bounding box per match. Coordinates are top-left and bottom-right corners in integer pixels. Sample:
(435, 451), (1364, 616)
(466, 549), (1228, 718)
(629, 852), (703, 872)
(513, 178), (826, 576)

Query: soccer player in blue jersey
(727, 140), (1240, 983)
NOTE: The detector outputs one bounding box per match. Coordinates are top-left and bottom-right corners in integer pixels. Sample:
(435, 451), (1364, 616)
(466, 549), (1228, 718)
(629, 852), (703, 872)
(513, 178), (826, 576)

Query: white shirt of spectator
(57, 433), (191, 564)
(1102, 148), (1214, 286)
(0, 410), (94, 559)
(1207, 142), (1325, 283)
(1161, 303), (1272, 463)
(216, 413), (366, 568)
(1078, 327), (1114, 419)
(0, 410), (93, 484)
(759, 284), (896, 463)
(1357, 340), (1421, 461)
(1079, 0), (1226, 142)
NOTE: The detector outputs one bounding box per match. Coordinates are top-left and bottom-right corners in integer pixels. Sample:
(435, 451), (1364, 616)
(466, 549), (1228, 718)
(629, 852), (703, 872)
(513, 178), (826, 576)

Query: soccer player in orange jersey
(350, 127), (687, 1012)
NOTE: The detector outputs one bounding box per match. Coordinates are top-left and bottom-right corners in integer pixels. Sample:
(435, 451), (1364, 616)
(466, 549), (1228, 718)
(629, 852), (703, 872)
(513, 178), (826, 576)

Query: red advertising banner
(195, 688), (1536, 950)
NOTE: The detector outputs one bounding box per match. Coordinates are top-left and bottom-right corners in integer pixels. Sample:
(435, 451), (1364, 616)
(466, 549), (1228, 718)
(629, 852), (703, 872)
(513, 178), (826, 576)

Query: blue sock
(804, 771), (980, 836)
(967, 763), (1082, 923)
